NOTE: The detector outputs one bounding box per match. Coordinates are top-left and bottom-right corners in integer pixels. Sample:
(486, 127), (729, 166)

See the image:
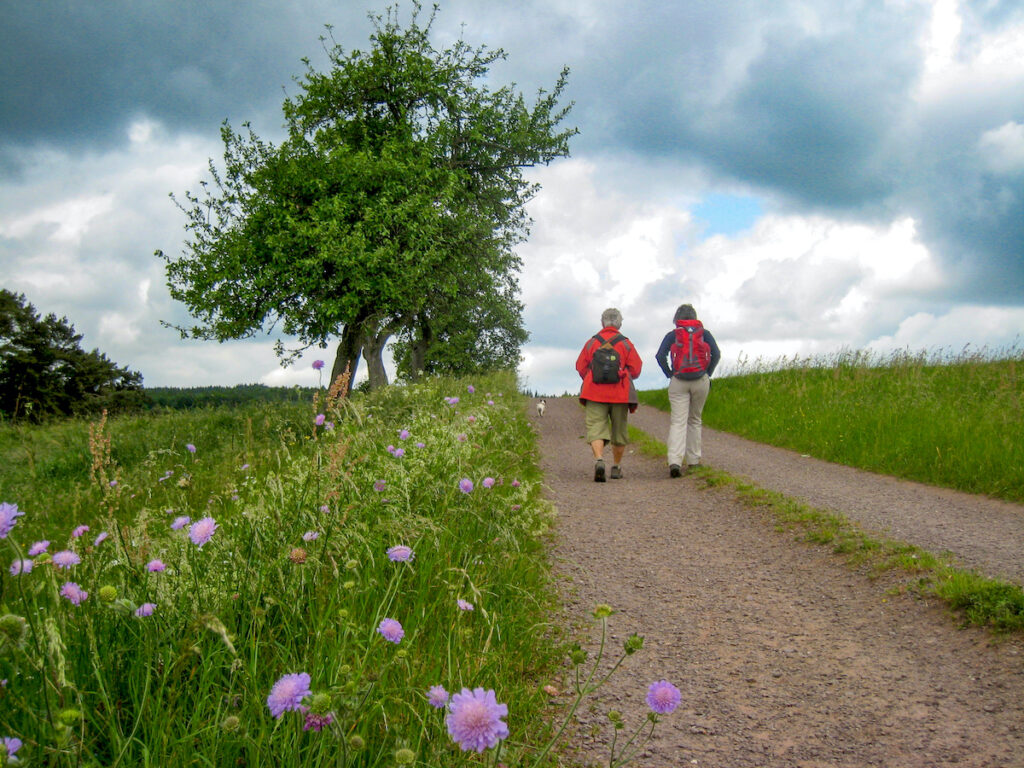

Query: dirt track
(536, 397), (1024, 768)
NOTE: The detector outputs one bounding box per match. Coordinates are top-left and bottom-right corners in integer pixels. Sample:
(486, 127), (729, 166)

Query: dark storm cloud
(0, 0), (354, 151)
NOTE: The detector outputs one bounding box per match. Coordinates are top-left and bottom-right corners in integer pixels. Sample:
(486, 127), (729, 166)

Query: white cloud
(977, 121), (1024, 174)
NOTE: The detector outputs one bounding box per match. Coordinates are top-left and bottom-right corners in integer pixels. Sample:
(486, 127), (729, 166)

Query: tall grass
(639, 347), (1024, 502)
(0, 373), (574, 766)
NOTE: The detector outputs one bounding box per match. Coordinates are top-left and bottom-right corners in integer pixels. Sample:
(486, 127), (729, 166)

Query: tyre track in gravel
(535, 397), (1024, 768)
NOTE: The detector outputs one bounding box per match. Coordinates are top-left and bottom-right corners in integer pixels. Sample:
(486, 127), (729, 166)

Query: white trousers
(667, 374), (710, 466)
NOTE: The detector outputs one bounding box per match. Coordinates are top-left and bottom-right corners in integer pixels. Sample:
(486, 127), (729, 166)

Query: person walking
(576, 308), (643, 482)
(655, 304), (721, 477)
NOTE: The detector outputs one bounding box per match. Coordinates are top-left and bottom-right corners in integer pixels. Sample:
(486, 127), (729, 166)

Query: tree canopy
(158, 2), (575, 389)
(0, 290), (145, 420)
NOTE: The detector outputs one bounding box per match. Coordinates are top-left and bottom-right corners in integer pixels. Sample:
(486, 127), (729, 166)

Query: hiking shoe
(669, 464), (682, 478)
(610, 465), (623, 480)
(594, 460), (606, 483)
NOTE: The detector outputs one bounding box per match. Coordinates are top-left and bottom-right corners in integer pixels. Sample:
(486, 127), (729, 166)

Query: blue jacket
(655, 327), (721, 380)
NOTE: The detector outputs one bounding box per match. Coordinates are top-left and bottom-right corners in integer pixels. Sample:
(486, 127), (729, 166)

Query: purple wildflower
(446, 687), (509, 753)
(482, 477), (495, 489)
(314, 413), (326, 426)
(93, 531), (109, 547)
(398, 429), (410, 440)
(511, 480), (521, 488)
(135, 602), (156, 617)
(319, 504), (330, 514)
(457, 599), (474, 612)
(9, 559), (32, 575)
(415, 441), (425, 449)
(646, 680), (681, 714)
(377, 618), (404, 644)
(302, 531), (319, 542)
(52, 550), (81, 569)
(146, 559), (166, 572)
(189, 517), (218, 548)
(386, 545), (414, 562)
(109, 479), (118, 488)
(393, 447), (405, 458)
(467, 415), (477, 424)
(0, 502), (23, 539)
(71, 525), (89, 538)
(445, 396), (460, 406)
(467, 384), (475, 393)
(2, 737), (22, 760)
(386, 445), (396, 455)
(28, 540), (49, 556)
(459, 478), (474, 494)
(303, 710), (335, 732)
(487, 399), (495, 405)
(428, 685), (449, 709)
(457, 433), (468, 442)
(312, 359), (325, 370)
(324, 421), (334, 430)
(186, 443), (196, 454)
(60, 582), (88, 605)
(373, 480), (386, 492)
(170, 515), (190, 531)
(267, 673), (312, 718)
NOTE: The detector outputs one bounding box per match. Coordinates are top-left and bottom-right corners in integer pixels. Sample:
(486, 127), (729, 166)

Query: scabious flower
(189, 517), (218, 548)
(171, 515), (190, 531)
(398, 429), (410, 440)
(109, 479), (118, 488)
(186, 443), (196, 454)
(28, 540), (49, 556)
(428, 685), (449, 708)
(482, 477), (495, 489)
(393, 447), (405, 458)
(415, 441), (425, 449)
(0, 502), (24, 539)
(373, 480), (386, 492)
(240, 463), (250, 471)
(267, 673), (312, 718)
(302, 531), (319, 542)
(93, 531), (109, 547)
(135, 603), (156, 617)
(459, 478), (474, 494)
(444, 396), (460, 406)
(467, 415), (477, 424)
(52, 551), (81, 569)
(324, 421), (334, 430)
(446, 687), (509, 753)
(312, 359), (325, 370)
(386, 545), (414, 562)
(60, 582), (88, 605)
(456, 433), (468, 442)
(467, 385), (475, 393)
(511, 480), (521, 488)
(2, 737), (22, 761)
(457, 599), (474, 612)
(314, 413), (326, 426)
(9, 559), (32, 575)
(146, 559), (166, 572)
(377, 618), (404, 644)
(646, 680), (681, 714)
(71, 525), (89, 538)
(319, 504), (330, 514)
(303, 710), (335, 732)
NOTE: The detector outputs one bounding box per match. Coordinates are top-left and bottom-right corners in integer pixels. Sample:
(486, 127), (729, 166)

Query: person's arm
(704, 330), (721, 377)
(655, 332), (673, 378)
(623, 337), (643, 379)
(576, 337), (596, 380)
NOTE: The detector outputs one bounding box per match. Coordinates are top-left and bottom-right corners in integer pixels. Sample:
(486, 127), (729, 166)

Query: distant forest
(143, 384), (317, 410)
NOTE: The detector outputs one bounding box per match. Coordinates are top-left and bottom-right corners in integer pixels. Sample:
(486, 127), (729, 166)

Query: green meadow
(2, 373), (614, 766)
(638, 347), (1024, 503)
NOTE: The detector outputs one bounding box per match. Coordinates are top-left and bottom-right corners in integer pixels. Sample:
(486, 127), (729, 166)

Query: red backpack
(669, 319), (711, 376)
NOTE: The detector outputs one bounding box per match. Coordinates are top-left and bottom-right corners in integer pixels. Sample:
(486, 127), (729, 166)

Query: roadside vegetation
(637, 346), (1024, 503)
(1, 372), (574, 765)
(628, 425), (1024, 633)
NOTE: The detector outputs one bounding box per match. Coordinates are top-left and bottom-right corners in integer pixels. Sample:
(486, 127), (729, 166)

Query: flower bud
(569, 645), (587, 665)
(0, 614), (28, 648)
(99, 585), (118, 602)
(289, 547), (307, 564)
(394, 747), (416, 765)
(348, 734), (365, 750)
(58, 708), (83, 726)
(593, 603), (614, 619)
(221, 715), (241, 732)
(624, 633), (644, 655)
(309, 693), (332, 715)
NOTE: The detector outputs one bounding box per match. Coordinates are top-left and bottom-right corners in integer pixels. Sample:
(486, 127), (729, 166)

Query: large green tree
(159, 3), (575, 389)
(0, 290), (145, 420)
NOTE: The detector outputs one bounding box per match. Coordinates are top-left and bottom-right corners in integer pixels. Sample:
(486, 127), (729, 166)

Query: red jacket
(576, 326), (643, 405)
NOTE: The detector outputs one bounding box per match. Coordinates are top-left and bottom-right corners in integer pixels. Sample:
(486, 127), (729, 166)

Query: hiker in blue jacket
(655, 304), (721, 477)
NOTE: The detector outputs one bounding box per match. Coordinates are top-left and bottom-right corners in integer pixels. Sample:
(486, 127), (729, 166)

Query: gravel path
(536, 397), (1024, 768)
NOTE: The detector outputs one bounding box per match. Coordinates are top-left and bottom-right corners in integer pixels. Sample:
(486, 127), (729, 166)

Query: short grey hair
(674, 303), (697, 322)
(601, 307), (623, 328)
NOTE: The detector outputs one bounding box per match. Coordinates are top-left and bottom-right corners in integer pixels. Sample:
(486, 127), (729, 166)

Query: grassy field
(1, 373), (600, 766)
(637, 347), (1024, 502)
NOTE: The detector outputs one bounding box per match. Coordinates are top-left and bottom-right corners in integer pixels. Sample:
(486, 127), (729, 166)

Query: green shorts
(584, 400), (629, 445)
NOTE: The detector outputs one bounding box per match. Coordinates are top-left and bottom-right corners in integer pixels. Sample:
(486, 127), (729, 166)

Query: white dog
(536, 399), (547, 417)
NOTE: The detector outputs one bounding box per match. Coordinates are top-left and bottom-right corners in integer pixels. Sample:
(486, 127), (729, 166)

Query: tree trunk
(331, 321), (364, 394)
(409, 317), (432, 379)
(363, 327), (391, 390)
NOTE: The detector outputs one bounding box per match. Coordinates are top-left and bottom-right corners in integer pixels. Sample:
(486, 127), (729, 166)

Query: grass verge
(629, 425), (1024, 634)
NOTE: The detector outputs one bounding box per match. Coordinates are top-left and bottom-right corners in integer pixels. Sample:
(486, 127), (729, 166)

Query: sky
(2, 0), (1023, 396)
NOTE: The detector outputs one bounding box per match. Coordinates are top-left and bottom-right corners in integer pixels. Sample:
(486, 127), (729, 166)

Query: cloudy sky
(2, 0), (1022, 396)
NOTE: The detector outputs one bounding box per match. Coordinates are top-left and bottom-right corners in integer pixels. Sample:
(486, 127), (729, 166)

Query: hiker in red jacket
(575, 308), (643, 482)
